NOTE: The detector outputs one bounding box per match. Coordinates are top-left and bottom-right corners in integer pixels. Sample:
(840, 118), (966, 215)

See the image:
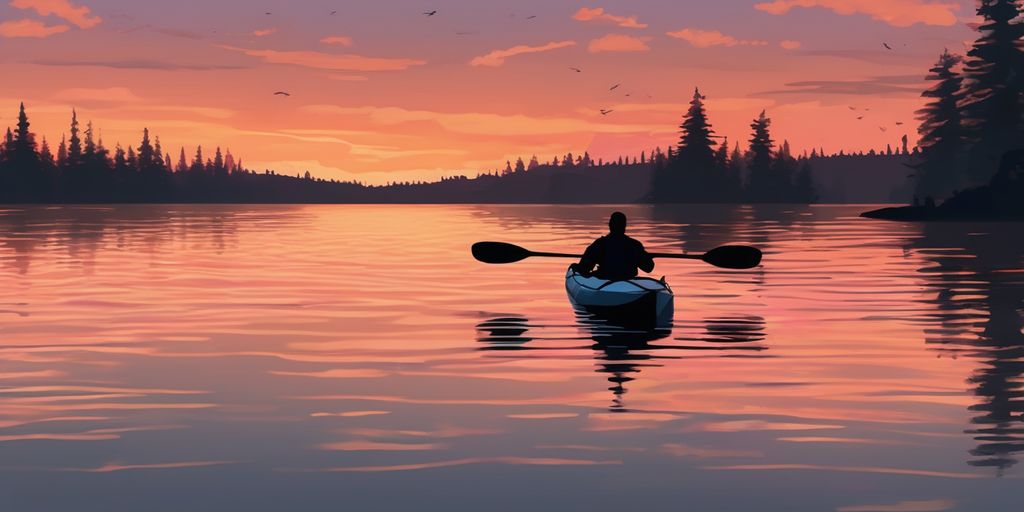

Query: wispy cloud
(53, 86), (143, 104)
(253, 27), (277, 37)
(62, 461), (234, 473)
(30, 59), (248, 71)
(572, 7), (647, 29)
(302, 104), (665, 136)
(0, 18), (68, 38)
(470, 40), (576, 67)
(757, 75), (924, 96)
(588, 34), (651, 53)
(780, 40), (802, 50)
(667, 28), (768, 48)
(836, 499), (955, 512)
(321, 35), (354, 47)
(10, 0), (102, 29)
(220, 46), (426, 71)
(754, 0), (960, 27)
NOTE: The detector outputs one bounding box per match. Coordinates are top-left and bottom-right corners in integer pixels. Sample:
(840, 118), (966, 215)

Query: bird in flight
(848, 106), (857, 110)
(600, 109), (614, 115)
(330, 10), (337, 15)
(883, 43), (892, 50)
(273, 91), (291, 97)
(856, 116), (864, 120)
(879, 126), (887, 132)
(610, 84), (621, 91)
(424, 10), (437, 16)
(569, 67), (582, 73)
(526, 15), (537, 19)
(895, 121), (904, 126)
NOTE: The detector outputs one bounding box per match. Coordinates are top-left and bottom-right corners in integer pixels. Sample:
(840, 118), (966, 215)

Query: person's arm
(637, 243), (655, 273)
(575, 239), (601, 276)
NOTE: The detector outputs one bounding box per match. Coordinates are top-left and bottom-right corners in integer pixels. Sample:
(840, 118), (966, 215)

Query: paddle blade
(702, 245), (763, 270)
(472, 242), (532, 264)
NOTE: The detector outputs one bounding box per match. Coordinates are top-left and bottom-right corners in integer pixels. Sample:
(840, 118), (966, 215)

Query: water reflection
(913, 222), (1024, 474)
(476, 310), (767, 412)
(6, 203), (1024, 510)
(0, 205), (309, 275)
(476, 317), (534, 349)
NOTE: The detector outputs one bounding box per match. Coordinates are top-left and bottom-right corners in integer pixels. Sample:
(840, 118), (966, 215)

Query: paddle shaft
(529, 251), (703, 260)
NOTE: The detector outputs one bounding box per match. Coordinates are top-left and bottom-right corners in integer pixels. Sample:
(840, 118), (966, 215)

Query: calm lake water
(0, 204), (1022, 511)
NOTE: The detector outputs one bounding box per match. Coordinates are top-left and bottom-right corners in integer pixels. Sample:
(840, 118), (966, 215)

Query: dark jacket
(576, 233), (655, 281)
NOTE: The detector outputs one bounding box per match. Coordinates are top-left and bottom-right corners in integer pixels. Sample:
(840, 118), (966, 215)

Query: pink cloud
(10, 0), (102, 29)
(0, 18), (69, 38)
(754, 0), (960, 27)
(780, 40), (802, 50)
(221, 46), (426, 71)
(253, 27), (277, 37)
(321, 35), (354, 47)
(667, 28), (768, 48)
(470, 40), (577, 67)
(588, 34), (651, 53)
(572, 7), (647, 29)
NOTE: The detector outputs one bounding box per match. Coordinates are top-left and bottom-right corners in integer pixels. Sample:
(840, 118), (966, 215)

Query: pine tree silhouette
(747, 110), (775, 201)
(916, 49), (967, 199)
(961, 0), (1024, 182)
(67, 110), (82, 169)
(676, 87), (717, 170)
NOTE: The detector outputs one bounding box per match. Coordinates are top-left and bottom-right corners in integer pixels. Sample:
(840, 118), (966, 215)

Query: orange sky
(0, 0), (979, 183)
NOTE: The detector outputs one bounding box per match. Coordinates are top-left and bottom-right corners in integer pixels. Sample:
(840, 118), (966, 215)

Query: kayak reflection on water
(572, 212), (655, 281)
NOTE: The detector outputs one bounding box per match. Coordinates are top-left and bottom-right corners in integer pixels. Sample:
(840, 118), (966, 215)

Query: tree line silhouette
(652, 88), (815, 203)
(0, 98), (827, 204)
(0, 105), (370, 203)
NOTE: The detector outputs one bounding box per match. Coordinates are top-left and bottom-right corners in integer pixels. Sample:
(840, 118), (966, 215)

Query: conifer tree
(57, 135), (67, 168)
(176, 148), (188, 173)
(10, 102), (39, 168)
(39, 136), (54, 165)
(714, 136), (729, 168)
(214, 147), (225, 175)
(137, 128), (156, 172)
(84, 121), (96, 159)
(114, 144), (127, 172)
(67, 110), (82, 168)
(191, 146), (204, 173)
(514, 157), (526, 173)
(960, 0), (1024, 182)
(747, 110), (775, 200)
(154, 136), (164, 167)
(916, 49), (967, 199)
(676, 87), (716, 170)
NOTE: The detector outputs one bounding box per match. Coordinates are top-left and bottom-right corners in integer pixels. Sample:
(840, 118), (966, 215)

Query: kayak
(565, 266), (674, 325)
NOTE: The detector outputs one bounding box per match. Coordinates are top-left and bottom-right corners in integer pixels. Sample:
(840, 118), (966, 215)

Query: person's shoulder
(625, 235), (645, 247)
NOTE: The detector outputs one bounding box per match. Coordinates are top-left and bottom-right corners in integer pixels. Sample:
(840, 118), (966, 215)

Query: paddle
(472, 242), (762, 270)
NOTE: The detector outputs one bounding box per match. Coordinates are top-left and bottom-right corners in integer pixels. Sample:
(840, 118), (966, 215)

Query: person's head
(608, 211), (627, 235)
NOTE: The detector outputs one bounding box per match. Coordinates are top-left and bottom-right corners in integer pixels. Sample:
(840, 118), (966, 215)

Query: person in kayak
(573, 212), (655, 281)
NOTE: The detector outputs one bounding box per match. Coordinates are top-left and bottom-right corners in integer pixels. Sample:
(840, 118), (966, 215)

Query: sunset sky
(0, 0), (980, 184)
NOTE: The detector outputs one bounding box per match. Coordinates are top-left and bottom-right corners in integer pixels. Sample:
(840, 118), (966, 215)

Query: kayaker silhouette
(573, 212), (655, 281)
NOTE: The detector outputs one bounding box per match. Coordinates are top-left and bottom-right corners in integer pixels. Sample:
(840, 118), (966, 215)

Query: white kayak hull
(565, 267), (674, 325)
